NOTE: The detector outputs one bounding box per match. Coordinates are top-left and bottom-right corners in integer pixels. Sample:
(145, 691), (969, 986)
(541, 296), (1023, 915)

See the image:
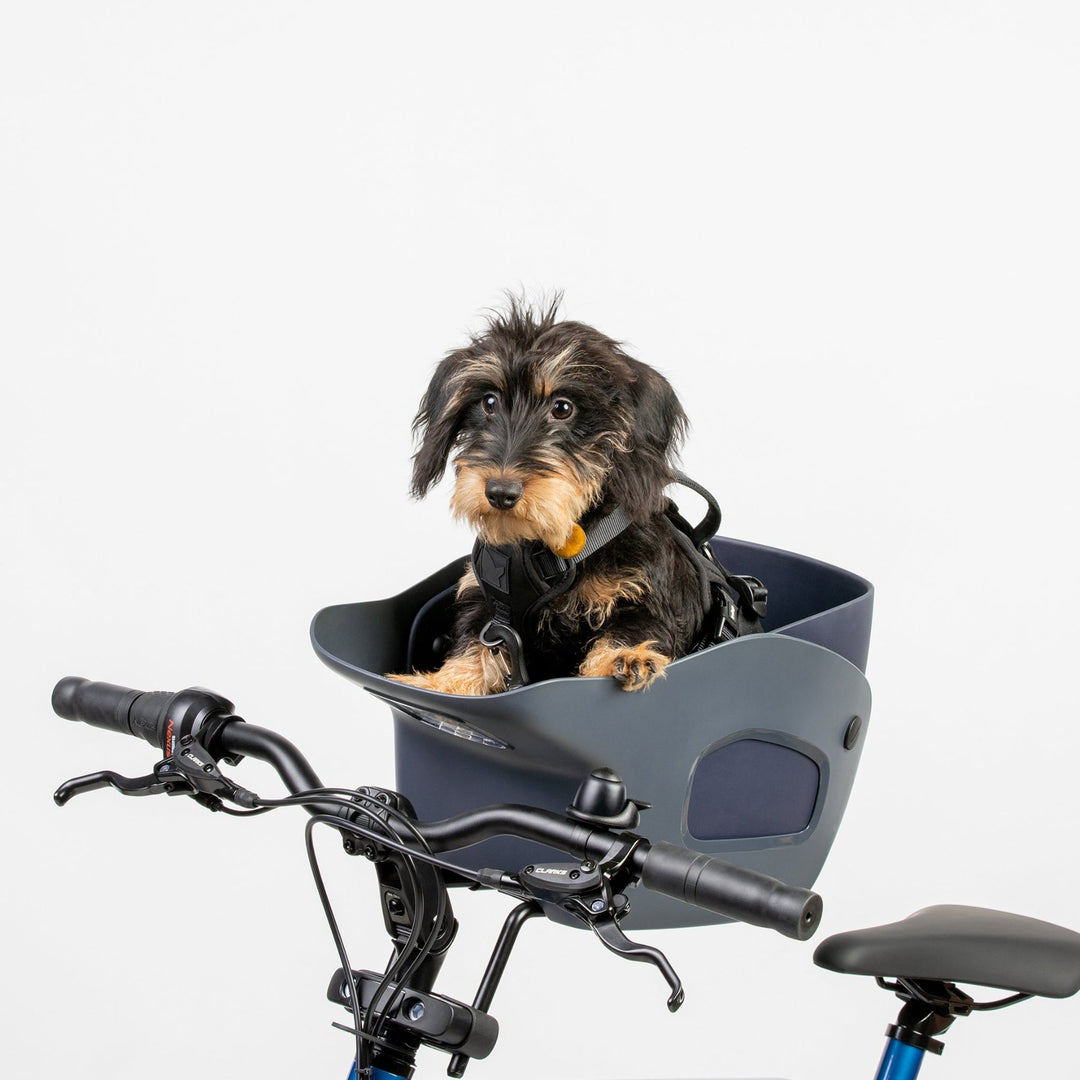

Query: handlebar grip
(52, 677), (237, 755)
(640, 841), (822, 941)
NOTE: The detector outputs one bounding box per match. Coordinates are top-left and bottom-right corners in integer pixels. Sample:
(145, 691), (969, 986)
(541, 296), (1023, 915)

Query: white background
(3, 3), (1079, 1078)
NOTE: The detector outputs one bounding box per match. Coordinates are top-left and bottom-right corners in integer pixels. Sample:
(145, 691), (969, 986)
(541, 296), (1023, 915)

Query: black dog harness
(472, 473), (767, 688)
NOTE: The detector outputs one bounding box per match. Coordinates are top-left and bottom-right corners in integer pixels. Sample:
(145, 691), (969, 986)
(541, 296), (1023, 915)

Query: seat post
(873, 1035), (929, 1080)
(871, 981), (966, 1079)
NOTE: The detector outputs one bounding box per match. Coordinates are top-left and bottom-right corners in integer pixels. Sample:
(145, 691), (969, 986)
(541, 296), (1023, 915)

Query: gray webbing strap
(568, 505), (633, 564)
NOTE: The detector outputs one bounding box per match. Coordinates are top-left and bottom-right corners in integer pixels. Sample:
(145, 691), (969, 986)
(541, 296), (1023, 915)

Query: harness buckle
(730, 574), (768, 620)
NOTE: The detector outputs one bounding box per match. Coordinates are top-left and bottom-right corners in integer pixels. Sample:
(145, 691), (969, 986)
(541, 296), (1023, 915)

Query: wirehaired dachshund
(389, 298), (716, 694)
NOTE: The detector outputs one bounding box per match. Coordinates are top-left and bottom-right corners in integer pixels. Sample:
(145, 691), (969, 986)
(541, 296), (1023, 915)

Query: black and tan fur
(389, 298), (707, 694)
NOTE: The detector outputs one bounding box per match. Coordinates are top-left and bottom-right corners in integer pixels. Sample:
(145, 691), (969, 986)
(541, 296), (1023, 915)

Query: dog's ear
(607, 358), (688, 521)
(410, 349), (475, 498)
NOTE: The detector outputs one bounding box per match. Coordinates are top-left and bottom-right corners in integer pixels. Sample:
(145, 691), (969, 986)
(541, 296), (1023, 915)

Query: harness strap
(472, 506), (633, 688)
(471, 476), (766, 684)
(662, 474), (767, 649)
(670, 470), (722, 547)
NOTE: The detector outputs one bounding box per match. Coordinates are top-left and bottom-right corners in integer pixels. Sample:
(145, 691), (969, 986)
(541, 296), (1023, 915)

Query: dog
(388, 298), (718, 695)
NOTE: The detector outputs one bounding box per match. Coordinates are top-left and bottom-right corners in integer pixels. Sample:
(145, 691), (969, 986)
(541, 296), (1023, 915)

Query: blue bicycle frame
(344, 1029), (932, 1079)
(347, 1041), (927, 1080)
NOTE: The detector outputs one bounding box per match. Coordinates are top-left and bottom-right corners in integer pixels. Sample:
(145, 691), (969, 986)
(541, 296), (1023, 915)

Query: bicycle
(50, 675), (1080, 1080)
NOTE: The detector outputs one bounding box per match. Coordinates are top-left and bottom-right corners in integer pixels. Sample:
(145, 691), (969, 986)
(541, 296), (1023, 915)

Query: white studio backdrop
(3, 3), (1078, 1078)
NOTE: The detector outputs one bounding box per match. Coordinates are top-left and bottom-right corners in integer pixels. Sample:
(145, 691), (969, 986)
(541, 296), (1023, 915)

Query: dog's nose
(485, 478), (523, 510)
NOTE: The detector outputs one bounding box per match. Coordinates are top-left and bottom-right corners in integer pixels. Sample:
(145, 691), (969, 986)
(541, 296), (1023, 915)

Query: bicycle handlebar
(51, 676), (822, 941)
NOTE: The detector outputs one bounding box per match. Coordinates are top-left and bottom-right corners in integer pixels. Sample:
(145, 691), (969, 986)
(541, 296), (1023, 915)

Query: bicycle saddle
(813, 904), (1080, 998)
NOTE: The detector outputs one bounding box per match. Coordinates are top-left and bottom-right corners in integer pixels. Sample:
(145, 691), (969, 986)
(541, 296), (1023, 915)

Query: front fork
(343, 788), (458, 1080)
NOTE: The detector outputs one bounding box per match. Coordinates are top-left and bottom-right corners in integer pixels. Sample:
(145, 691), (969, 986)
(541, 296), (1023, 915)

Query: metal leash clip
(478, 620), (529, 689)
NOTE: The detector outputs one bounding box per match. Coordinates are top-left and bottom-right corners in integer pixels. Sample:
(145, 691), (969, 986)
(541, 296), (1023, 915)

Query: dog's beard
(450, 461), (601, 550)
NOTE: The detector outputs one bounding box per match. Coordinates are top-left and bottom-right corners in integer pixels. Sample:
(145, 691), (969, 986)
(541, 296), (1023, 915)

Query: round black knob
(571, 767), (628, 819)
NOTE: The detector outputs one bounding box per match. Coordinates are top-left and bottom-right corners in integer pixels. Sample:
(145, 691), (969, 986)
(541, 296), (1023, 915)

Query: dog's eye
(481, 393), (499, 415)
(550, 399), (574, 421)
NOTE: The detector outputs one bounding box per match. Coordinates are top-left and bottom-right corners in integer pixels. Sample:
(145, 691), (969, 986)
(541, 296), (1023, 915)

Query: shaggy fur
(389, 298), (707, 694)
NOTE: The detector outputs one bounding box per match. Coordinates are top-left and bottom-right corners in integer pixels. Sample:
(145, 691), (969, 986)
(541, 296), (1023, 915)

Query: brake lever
(515, 848), (686, 1012)
(54, 770), (171, 805)
(54, 734), (259, 810)
(588, 913), (685, 1012)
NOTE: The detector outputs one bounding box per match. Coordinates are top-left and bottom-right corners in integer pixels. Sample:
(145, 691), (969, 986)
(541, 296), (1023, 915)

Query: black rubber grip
(52, 677), (176, 748)
(640, 841), (823, 940)
(52, 677), (236, 754)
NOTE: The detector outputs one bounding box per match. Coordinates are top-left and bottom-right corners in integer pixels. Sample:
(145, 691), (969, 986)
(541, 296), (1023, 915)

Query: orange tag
(552, 524), (587, 559)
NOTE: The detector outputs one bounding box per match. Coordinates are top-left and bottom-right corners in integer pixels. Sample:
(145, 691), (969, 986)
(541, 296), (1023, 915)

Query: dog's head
(410, 298), (687, 550)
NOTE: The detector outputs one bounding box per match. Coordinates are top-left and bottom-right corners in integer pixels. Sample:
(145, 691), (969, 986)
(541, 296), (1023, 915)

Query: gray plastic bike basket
(310, 536), (873, 929)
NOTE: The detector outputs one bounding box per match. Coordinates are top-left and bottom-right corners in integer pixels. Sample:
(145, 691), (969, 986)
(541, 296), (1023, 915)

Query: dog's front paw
(580, 640), (670, 691)
(386, 642), (507, 695)
(386, 671), (449, 691)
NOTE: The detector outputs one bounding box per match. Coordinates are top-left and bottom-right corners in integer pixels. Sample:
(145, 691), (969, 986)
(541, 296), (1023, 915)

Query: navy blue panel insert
(687, 738), (820, 841)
